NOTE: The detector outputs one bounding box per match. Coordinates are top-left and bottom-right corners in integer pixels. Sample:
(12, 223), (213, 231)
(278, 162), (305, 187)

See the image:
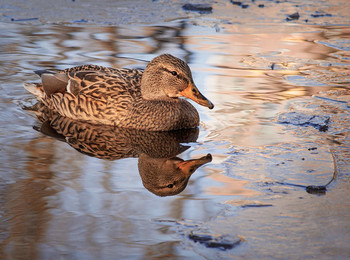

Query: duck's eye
(167, 184), (174, 188)
(171, 71), (178, 76)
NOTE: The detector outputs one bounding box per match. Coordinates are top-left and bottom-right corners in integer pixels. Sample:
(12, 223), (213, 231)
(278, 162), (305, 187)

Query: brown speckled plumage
(24, 54), (213, 131)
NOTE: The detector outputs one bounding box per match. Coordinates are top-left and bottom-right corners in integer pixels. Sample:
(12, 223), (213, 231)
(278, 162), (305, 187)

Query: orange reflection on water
(205, 171), (260, 197)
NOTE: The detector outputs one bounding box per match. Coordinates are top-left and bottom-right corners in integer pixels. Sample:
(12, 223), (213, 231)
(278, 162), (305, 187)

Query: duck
(24, 54), (214, 131)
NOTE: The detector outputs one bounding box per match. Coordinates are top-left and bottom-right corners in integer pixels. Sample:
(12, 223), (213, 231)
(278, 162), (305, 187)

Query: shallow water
(1, 3), (350, 259)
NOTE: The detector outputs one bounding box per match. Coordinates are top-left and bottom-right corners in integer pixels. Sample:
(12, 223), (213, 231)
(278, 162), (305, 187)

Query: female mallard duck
(24, 54), (214, 131)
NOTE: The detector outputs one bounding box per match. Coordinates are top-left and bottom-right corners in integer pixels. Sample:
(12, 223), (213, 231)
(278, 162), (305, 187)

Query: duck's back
(63, 64), (143, 99)
(31, 65), (144, 125)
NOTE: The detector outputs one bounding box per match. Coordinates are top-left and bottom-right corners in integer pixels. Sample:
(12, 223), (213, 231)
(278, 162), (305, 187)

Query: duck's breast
(122, 99), (199, 131)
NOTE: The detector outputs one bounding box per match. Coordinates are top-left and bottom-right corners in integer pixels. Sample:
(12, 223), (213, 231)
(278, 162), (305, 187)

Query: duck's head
(141, 54), (214, 109)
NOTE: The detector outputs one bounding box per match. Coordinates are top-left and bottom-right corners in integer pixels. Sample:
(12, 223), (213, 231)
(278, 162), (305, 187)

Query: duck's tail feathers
(23, 82), (45, 100)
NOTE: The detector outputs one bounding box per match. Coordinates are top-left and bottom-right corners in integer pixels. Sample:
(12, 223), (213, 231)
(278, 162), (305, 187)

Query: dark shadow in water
(26, 103), (212, 197)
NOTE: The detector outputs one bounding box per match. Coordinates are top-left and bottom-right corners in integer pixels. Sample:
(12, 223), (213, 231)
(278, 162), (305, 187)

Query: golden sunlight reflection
(184, 24), (345, 146)
(205, 171), (260, 197)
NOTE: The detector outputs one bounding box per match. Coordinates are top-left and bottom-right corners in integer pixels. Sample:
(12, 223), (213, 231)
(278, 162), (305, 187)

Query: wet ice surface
(1, 0), (350, 259)
(277, 112), (330, 131)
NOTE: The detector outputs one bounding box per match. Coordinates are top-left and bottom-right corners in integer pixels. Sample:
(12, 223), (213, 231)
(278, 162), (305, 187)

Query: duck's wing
(63, 64), (125, 74)
(41, 65), (143, 97)
(27, 65), (143, 98)
(67, 68), (143, 99)
(27, 65), (143, 124)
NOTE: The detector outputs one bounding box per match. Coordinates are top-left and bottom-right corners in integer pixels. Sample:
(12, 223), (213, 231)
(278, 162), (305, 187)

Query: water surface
(0, 11), (350, 260)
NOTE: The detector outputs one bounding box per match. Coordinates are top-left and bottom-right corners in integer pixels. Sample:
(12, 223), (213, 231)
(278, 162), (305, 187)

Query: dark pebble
(182, 4), (213, 14)
(189, 233), (212, 242)
(311, 11), (332, 18)
(72, 19), (88, 23)
(258, 4), (264, 8)
(241, 204), (273, 208)
(230, 1), (242, 6)
(230, 0), (249, 8)
(318, 125), (328, 132)
(306, 185), (327, 195)
(286, 12), (300, 21)
(11, 17), (39, 22)
(188, 232), (242, 250)
(308, 147), (317, 151)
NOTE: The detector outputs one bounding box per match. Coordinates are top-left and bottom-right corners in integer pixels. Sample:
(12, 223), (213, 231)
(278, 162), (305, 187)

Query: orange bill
(177, 154), (212, 177)
(180, 82), (214, 109)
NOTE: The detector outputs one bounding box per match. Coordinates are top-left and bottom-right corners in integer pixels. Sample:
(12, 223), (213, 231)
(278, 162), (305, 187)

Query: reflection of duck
(28, 106), (212, 196)
(24, 54), (213, 131)
(139, 153), (212, 196)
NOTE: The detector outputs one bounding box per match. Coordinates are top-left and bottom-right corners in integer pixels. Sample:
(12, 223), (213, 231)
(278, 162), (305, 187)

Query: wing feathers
(41, 73), (69, 96)
(26, 65), (143, 125)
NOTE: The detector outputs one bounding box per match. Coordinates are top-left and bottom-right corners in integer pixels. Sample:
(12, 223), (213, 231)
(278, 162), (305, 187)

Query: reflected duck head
(138, 153), (212, 196)
(140, 54), (214, 109)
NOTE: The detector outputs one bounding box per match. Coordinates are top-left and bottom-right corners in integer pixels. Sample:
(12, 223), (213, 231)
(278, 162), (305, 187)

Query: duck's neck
(140, 67), (171, 101)
(141, 91), (175, 101)
(140, 82), (168, 101)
